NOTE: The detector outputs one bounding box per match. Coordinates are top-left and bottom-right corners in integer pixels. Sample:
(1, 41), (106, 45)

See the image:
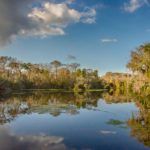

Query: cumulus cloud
(123, 0), (149, 13)
(101, 38), (118, 43)
(0, 0), (96, 46)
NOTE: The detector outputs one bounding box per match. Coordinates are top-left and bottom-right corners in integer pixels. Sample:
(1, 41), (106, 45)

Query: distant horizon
(0, 53), (131, 76)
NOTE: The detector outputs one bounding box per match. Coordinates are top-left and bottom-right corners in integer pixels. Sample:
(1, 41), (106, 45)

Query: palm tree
(69, 63), (80, 72)
(50, 60), (62, 79)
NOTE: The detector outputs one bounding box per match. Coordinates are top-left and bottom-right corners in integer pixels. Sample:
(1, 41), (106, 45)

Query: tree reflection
(0, 92), (102, 124)
(127, 95), (150, 147)
(103, 92), (150, 147)
(1, 91), (150, 148)
(102, 92), (132, 103)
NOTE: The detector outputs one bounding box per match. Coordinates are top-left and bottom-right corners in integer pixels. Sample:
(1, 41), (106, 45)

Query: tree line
(0, 57), (104, 93)
(0, 42), (150, 95)
(102, 43), (150, 96)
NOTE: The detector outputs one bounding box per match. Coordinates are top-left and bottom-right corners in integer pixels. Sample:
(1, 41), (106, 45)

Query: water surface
(0, 92), (149, 150)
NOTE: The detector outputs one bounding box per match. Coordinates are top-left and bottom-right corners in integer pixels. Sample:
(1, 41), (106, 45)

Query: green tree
(127, 43), (150, 77)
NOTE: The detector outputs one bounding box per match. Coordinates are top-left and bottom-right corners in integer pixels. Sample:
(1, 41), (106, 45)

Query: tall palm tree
(69, 63), (80, 72)
(50, 60), (62, 79)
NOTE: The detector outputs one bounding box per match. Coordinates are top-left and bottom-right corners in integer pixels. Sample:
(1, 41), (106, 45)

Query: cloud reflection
(0, 127), (67, 150)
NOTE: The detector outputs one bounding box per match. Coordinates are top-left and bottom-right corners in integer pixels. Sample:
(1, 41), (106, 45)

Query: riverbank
(10, 88), (107, 95)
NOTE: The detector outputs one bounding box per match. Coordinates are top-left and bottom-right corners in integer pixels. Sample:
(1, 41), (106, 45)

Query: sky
(0, 0), (150, 75)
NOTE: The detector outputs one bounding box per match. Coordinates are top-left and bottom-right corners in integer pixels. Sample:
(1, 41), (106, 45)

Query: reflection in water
(100, 130), (117, 135)
(128, 111), (150, 147)
(0, 92), (101, 124)
(0, 91), (150, 149)
(103, 92), (150, 147)
(127, 95), (150, 147)
(102, 92), (132, 103)
(0, 127), (67, 150)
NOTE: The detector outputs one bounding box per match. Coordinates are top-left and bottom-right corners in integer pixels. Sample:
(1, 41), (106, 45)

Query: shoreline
(9, 88), (107, 95)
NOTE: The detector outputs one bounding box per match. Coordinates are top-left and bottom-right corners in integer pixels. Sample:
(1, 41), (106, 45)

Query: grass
(106, 119), (125, 126)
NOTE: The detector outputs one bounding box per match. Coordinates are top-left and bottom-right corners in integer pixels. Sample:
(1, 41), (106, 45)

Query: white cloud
(26, 2), (81, 36)
(28, 3), (81, 25)
(26, 2), (96, 37)
(0, 0), (96, 46)
(101, 38), (118, 43)
(123, 0), (149, 13)
(81, 8), (96, 24)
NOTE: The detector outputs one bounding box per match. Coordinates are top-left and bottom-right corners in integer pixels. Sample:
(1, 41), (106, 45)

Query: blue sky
(0, 0), (150, 75)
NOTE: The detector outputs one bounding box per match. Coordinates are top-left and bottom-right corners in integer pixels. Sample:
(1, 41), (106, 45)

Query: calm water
(0, 92), (149, 150)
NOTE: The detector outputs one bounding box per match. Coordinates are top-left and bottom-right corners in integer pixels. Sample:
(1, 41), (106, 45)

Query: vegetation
(103, 43), (150, 96)
(106, 119), (125, 126)
(101, 43), (150, 147)
(0, 57), (104, 94)
(127, 94), (150, 147)
(0, 92), (102, 124)
(127, 43), (150, 77)
(0, 43), (149, 96)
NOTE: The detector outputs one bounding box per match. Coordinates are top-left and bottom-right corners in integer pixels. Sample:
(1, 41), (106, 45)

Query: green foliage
(127, 43), (150, 77)
(0, 42), (149, 96)
(103, 43), (150, 95)
(106, 119), (125, 126)
(0, 57), (104, 93)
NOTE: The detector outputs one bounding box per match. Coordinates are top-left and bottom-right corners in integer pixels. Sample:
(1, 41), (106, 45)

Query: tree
(0, 56), (11, 72)
(127, 43), (150, 77)
(69, 63), (80, 72)
(50, 60), (62, 79)
(9, 59), (20, 73)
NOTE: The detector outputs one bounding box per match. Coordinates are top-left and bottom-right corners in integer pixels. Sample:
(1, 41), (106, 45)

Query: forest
(0, 43), (150, 96)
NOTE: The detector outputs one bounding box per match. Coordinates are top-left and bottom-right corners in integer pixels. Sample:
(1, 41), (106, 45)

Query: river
(0, 92), (149, 150)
